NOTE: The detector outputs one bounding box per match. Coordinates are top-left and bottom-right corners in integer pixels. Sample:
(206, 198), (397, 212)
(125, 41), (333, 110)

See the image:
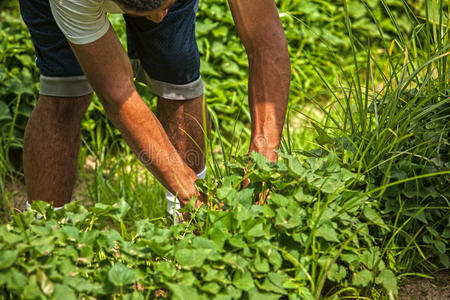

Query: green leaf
(299, 287), (314, 300)
(108, 262), (136, 286)
(260, 272), (287, 295)
(52, 284), (77, 300)
(23, 275), (45, 299)
(267, 249), (282, 270)
(233, 268), (254, 291)
(167, 283), (206, 300)
(199, 282), (221, 294)
(37, 269), (54, 296)
(0, 101), (11, 121)
(0, 250), (18, 269)
(175, 248), (212, 268)
(434, 240), (446, 254)
(287, 156), (307, 177)
(364, 207), (386, 227)
(221, 60), (241, 75)
(248, 287), (281, 300)
(316, 223), (338, 242)
(156, 261), (176, 277)
(352, 269), (372, 287)
(208, 222), (228, 249)
(327, 263), (347, 282)
(123, 292), (145, 300)
(439, 253), (449, 268)
(247, 223), (265, 238)
(271, 193), (290, 207)
(375, 270), (398, 295)
(253, 255), (270, 273)
(312, 123), (334, 145)
(196, 22), (218, 35)
(6, 269), (27, 292)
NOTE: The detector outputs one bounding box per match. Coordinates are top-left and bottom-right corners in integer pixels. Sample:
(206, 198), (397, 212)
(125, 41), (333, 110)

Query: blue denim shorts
(19, 0), (203, 100)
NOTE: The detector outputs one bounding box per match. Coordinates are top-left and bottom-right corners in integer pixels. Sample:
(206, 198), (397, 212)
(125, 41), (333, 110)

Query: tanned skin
(24, 0), (289, 208)
(23, 94), (92, 208)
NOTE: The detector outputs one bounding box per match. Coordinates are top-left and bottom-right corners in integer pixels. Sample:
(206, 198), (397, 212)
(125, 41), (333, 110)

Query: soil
(398, 271), (450, 300)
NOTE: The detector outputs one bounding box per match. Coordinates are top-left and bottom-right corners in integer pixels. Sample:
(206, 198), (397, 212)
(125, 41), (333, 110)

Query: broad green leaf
(434, 240), (446, 254)
(361, 250), (375, 269)
(327, 263), (347, 282)
(123, 292), (145, 300)
(233, 269), (254, 291)
(208, 222), (228, 249)
(316, 223), (338, 242)
(267, 248), (282, 270)
(250, 151), (273, 172)
(156, 261), (176, 277)
(299, 287), (314, 300)
(37, 269), (54, 296)
(364, 207), (386, 227)
(271, 193), (290, 207)
(221, 60), (241, 75)
(234, 188), (254, 208)
(260, 272), (287, 294)
(248, 287), (281, 300)
(0, 101), (11, 121)
(0, 226), (22, 244)
(167, 283), (207, 300)
(6, 269), (27, 292)
(204, 269), (227, 283)
(247, 223), (265, 238)
(352, 269), (372, 287)
(196, 22), (218, 35)
(287, 156), (307, 177)
(0, 250), (18, 269)
(108, 262), (136, 286)
(375, 270), (397, 295)
(23, 275), (45, 299)
(175, 248), (212, 268)
(253, 255), (270, 273)
(60, 226), (80, 241)
(199, 282), (221, 294)
(275, 207), (302, 229)
(51, 284), (77, 300)
(439, 253), (449, 268)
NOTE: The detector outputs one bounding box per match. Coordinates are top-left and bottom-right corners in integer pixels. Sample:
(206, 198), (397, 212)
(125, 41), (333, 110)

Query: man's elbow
(96, 79), (136, 110)
(247, 35), (290, 69)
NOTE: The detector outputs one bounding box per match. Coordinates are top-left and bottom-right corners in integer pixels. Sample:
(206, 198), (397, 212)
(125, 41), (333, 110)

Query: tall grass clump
(299, 0), (449, 276)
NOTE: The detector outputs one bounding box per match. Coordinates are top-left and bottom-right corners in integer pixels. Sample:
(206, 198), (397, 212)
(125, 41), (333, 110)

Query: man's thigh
(124, 0), (204, 101)
(19, 0), (92, 97)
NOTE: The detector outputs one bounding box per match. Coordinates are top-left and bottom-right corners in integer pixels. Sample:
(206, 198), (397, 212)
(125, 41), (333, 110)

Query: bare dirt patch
(399, 272), (450, 300)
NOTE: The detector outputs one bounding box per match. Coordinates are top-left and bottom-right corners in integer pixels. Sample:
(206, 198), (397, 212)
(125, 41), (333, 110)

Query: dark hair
(113, 0), (167, 12)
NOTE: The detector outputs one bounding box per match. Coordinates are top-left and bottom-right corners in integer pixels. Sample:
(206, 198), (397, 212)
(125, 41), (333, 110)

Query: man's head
(113, 0), (177, 23)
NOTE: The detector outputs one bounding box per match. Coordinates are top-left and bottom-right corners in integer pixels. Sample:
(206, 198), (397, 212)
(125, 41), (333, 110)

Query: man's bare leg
(23, 94), (92, 207)
(156, 95), (209, 174)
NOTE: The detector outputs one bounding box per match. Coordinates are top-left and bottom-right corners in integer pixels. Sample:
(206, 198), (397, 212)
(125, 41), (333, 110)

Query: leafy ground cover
(0, 152), (406, 299)
(0, 0), (449, 299)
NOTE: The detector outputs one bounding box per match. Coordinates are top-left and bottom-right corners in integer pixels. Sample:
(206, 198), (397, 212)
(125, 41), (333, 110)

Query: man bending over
(19, 0), (291, 214)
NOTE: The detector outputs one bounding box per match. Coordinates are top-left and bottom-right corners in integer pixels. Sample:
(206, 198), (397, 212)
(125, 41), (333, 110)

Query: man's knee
(34, 93), (92, 125)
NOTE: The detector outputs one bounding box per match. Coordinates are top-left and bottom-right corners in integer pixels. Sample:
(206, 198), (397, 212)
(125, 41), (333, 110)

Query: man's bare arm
(69, 24), (201, 204)
(228, 0), (290, 162)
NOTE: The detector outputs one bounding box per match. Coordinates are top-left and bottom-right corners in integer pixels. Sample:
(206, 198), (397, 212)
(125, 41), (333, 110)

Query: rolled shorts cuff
(39, 75), (93, 97)
(131, 59), (204, 100)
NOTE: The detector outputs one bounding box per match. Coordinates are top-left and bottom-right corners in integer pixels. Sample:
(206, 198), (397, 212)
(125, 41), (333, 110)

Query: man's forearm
(227, 0), (291, 162)
(247, 46), (290, 162)
(100, 89), (200, 202)
(69, 25), (201, 204)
